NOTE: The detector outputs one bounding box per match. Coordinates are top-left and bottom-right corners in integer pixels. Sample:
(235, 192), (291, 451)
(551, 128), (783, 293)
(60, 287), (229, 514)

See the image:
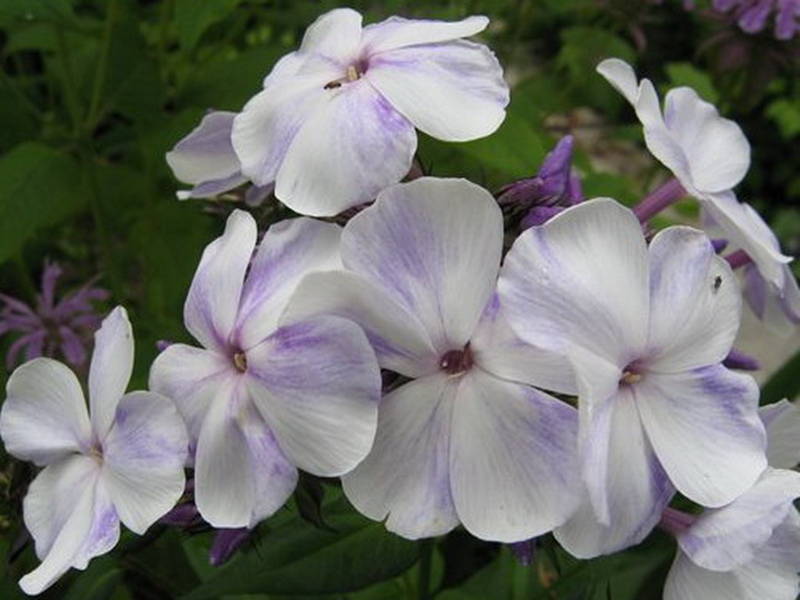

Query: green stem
(85, 0), (118, 133)
(417, 539), (433, 600)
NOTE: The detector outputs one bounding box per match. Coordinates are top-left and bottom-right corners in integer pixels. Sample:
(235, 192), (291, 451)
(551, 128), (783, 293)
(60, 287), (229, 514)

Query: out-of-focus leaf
(0, 0), (74, 25)
(767, 99), (800, 139)
(175, 0), (242, 50)
(182, 495), (419, 599)
(761, 349), (800, 405)
(0, 143), (87, 264)
(62, 557), (122, 600)
(665, 63), (719, 104)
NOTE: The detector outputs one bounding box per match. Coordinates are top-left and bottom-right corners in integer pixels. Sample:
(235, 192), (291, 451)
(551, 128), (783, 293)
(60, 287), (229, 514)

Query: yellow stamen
(621, 371), (642, 385)
(346, 65), (359, 81)
(233, 352), (248, 373)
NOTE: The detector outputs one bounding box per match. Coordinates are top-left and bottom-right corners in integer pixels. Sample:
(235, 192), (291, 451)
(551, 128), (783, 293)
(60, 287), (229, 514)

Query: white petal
(193, 381), (257, 528)
(245, 316), (380, 476)
(184, 210), (257, 352)
(19, 456), (107, 595)
(663, 87), (750, 193)
(282, 270), (438, 378)
(274, 81), (417, 216)
(361, 15), (488, 54)
(469, 294), (577, 395)
(760, 400), (800, 469)
(189, 381), (298, 528)
(148, 343), (233, 446)
(647, 227), (741, 373)
(88, 306), (134, 441)
(636, 366), (766, 507)
(678, 469), (800, 571)
(555, 386), (674, 558)
(0, 358), (91, 466)
(449, 370), (580, 542)
(297, 8), (362, 65)
(234, 217), (342, 347)
(343, 177), (503, 351)
(498, 198), (649, 366)
(166, 111), (241, 185)
(664, 539), (800, 600)
(596, 58), (640, 105)
(703, 192), (791, 287)
(366, 40), (508, 141)
(232, 75), (330, 187)
(342, 374), (460, 539)
(101, 391), (188, 534)
(746, 263), (800, 335)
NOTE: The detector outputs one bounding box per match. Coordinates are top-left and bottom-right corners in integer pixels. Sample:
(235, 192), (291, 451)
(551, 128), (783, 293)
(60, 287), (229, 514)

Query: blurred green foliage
(0, 0), (798, 598)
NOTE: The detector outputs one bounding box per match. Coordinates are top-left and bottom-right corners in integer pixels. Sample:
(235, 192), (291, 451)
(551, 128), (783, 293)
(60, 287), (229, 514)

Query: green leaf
(62, 557), (123, 600)
(761, 349), (800, 406)
(766, 98), (800, 139)
(182, 496), (419, 599)
(174, 0), (242, 50)
(665, 63), (719, 104)
(0, 142), (87, 264)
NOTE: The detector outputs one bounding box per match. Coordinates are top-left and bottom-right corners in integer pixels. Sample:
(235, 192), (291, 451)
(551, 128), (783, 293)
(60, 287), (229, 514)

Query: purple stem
(658, 507), (696, 537)
(209, 528), (251, 566)
(633, 178), (686, 223)
(723, 348), (760, 371)
(725, 249), (753, 270)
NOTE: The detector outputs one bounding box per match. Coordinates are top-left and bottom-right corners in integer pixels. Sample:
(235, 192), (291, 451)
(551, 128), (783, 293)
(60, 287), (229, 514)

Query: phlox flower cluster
(1, 7), (798, 599)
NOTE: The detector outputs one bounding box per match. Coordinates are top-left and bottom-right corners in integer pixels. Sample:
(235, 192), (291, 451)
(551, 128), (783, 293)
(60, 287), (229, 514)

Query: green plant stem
(417, 539), (433, 600)
(85, 0), (118, 133)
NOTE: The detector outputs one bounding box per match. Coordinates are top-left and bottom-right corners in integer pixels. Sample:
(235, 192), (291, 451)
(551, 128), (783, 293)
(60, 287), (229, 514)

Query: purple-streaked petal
(283, 270), (438, 378)
(185, 210), (257, 353)
(449, 370), (580, 542)
(176, 172), (248, 200)
(88, 307), (134, 442)
(342, 177), (503, 352)
(342, 374), (460, 539)
(148, 344), (233, 446)
(19, 456), (106, 595)
(556, 386), (673, 558)
(662, 87), (750, 193)
(469, 295), (577, 395)
(647, 227), (741, 373)
(753, 264), (800, 333)
(244, 182), (275, 207)
(234, 218), (342, 348)
(193, 380), (298, 528)
(678, 469), (800, 571)
(101, 391), (188, 534)
(245, 316), (380, 476)
(360, 15), (488, 54)
(0, 358), (91, 465)
(760, 400), (800, 469)
(166, 111), (242, 186)
(366, 40), (508, 142)
(274, 81), (417, 216)
(232, 56), (337, 187)
(498, 198), (649, 366)
(702, 192), (791, 288)
(636, 366), (765, 508)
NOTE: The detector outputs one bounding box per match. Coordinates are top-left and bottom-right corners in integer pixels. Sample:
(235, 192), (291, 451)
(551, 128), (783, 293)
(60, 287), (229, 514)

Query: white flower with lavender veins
(149, 210), (380, 529)
(498, 199), (767, 558)
(232, 9), (509, 217)
(284, 177), (580, 543)
(0, 307), (188, 595)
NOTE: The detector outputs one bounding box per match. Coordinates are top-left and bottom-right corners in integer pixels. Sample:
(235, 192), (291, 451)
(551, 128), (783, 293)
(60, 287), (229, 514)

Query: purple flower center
(439, 344), (474, 375)
(233, 351), (248, 373)
(619, 359), (646, 386)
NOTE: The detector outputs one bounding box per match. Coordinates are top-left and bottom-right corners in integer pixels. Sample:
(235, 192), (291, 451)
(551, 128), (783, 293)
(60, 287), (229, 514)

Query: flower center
(323, 60), (368, 90)
(439, 344), (474, 375)
(619, 359), (646, 386)
(233, 351), (248, 373)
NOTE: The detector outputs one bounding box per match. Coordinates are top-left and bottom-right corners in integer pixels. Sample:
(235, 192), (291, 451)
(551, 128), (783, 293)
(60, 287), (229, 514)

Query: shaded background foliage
(0, 0), (797, 598)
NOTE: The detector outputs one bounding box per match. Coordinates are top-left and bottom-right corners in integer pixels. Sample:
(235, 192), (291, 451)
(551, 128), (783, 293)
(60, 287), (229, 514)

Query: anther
(620, 371), (642, 385)
(233, 351), (248, 373)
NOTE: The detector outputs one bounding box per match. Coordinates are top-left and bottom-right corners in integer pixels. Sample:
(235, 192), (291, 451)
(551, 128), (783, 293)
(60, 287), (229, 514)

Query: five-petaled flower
(285, 177), (580, 542)
(149, 209), (380, 529)
(498, 199), (767, 557)
(232, 8), (509, 216)
(0, 307), (188, 595)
